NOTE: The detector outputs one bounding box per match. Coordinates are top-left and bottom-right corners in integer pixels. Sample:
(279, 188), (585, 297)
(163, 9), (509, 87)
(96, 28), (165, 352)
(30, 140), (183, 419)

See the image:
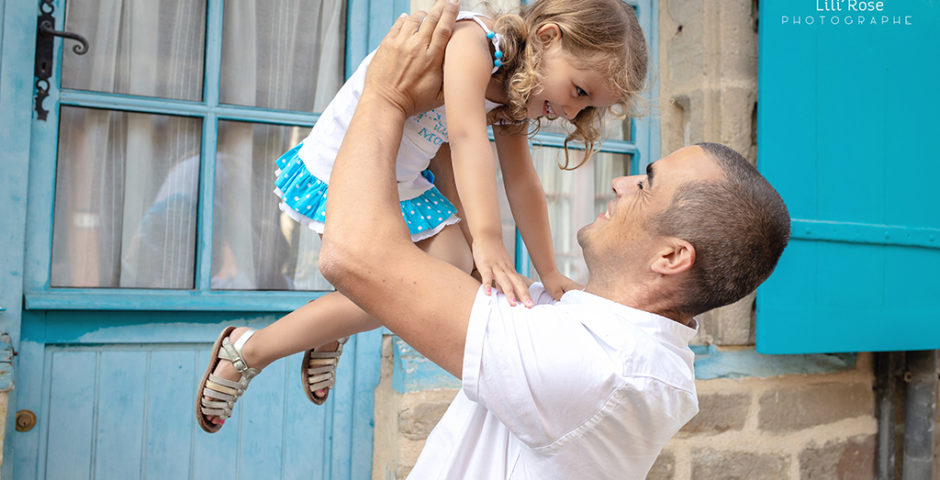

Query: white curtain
(51, 0), (345, 290)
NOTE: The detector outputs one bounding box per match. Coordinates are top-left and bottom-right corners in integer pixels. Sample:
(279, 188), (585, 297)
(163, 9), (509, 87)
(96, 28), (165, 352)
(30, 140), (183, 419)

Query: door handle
(38, 19), (89, 55)
(33, 0), (90, 121)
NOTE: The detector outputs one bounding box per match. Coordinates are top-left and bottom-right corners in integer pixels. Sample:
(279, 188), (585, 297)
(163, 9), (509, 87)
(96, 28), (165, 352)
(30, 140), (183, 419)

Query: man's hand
(364, 0), (459, 116)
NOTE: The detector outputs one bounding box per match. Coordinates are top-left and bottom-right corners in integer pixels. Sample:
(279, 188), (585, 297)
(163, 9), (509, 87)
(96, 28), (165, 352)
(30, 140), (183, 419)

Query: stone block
(647, 450), (676, 479)
(799, 434), (875, 480)
(695, 292), (755, 346)
(664, 0), (705, 85)
(759, 382), (874, 432)
(715, 1), (760, 79)
(692, 449), (790, 479)
(399, 400), (451, 440)
(679, 392), (750, 435)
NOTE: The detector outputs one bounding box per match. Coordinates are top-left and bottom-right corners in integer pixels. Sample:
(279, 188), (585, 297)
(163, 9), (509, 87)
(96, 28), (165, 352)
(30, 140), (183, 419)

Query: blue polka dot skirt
(273, 144), (460, 242)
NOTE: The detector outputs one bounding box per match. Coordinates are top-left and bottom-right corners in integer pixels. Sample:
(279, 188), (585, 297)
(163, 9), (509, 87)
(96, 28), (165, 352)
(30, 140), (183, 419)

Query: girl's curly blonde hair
(490, 0), (648, 169)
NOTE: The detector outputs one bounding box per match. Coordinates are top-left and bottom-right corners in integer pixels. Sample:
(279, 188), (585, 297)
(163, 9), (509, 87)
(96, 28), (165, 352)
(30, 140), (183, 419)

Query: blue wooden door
(10, 0), (395, 478)
(15, 312), (382, 479)
(756, 1), (940, 353)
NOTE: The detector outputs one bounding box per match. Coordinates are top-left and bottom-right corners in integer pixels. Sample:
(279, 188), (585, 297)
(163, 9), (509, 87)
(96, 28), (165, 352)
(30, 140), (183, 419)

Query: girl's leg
(201, 223), (472, 426)
(243, 223), (471, 370)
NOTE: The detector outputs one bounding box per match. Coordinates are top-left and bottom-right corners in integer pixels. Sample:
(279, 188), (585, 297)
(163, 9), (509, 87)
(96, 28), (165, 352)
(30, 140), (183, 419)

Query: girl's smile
(525, 25), (621, 121)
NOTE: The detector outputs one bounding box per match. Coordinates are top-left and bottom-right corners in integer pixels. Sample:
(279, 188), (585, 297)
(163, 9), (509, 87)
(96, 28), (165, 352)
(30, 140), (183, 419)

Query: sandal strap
(199, 328), (259, 425)
(219, 329), (258, 378)
(309, 379), (335, 392)
(207, 372), (245, 391)
(307, 351), (342, 359)
(306, 365), (335, 376)
(303, 337), (348, 399)
(307, 357), (340, 367)
(307, 372), (335, 384)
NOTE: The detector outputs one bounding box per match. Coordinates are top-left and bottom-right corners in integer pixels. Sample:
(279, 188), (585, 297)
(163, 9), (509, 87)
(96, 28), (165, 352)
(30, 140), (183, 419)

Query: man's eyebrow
(646, 162), (656, 188)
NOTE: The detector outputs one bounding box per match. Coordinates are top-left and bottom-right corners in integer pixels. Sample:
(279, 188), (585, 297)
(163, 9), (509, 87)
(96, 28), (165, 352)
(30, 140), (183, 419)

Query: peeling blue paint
(0, 337), (13, 392)
(391, 337), (459, 393)
(691, 345), (857, 380)
(389, 337), (858, 392)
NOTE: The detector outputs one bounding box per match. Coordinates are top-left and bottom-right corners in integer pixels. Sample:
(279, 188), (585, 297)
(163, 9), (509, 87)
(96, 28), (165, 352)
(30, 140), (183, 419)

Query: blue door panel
(756, 0), (940, 353)
(43, 351), (96, 480)
(147, 349), (200, 480)
(15, 310), (381, 480)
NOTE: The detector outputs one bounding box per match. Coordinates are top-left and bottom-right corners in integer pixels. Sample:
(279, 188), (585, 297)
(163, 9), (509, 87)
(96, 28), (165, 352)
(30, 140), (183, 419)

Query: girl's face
(525, 27), (620, 121)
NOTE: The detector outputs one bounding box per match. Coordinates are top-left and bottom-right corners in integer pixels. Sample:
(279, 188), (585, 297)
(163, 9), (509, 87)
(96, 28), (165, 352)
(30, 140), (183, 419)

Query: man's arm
(319, 0), (479, 378)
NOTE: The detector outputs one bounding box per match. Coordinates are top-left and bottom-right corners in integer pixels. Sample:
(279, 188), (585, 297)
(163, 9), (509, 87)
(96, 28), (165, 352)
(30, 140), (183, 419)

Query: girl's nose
(563, 105), (581, 120)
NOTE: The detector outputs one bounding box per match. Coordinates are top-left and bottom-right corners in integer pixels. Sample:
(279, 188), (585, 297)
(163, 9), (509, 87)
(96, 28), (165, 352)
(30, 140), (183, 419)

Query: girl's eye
(576, 86), (588, 97)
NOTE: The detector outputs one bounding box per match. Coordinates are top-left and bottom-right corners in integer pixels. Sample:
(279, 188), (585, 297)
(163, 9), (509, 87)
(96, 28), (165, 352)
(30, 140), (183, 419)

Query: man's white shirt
(408, 284), (699, 479)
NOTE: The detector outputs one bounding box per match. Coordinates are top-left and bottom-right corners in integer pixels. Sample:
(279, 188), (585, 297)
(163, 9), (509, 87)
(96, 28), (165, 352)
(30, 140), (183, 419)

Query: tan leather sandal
(301, 336), (348, 405)
(195, 326), (259, 433)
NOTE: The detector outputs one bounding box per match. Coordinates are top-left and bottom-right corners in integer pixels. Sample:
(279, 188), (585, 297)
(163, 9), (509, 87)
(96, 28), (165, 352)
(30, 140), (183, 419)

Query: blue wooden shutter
(756, 1), (940, 353)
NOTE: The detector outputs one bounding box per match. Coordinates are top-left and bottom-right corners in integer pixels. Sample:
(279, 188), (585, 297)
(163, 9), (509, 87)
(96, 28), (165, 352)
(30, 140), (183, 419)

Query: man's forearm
(323, 94), (412, 255)
(318, 1), (476, 378)
(320, 92), (475, 378)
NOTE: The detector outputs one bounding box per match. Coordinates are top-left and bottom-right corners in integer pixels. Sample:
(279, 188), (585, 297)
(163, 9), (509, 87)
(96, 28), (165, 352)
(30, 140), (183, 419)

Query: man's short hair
(651, 142), (790, 316)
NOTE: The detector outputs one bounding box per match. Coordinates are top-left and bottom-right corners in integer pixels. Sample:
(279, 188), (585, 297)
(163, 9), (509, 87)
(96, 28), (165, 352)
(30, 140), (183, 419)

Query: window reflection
(51, 107), (202, 288)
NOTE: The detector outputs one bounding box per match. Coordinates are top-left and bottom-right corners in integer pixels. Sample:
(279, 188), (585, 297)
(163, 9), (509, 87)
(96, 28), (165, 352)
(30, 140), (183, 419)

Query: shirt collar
(558, 289), (699, 348)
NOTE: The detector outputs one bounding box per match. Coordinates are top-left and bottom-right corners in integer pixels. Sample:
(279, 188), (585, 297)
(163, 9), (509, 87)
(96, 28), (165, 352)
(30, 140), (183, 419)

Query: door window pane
(536, 113), (633, 142)
(51, 107), (203, 288)
(220, 0), (346, 111)
(602, 114), (633, 141)
(62, 0), (206, 101)
(213, 121), (329, 290)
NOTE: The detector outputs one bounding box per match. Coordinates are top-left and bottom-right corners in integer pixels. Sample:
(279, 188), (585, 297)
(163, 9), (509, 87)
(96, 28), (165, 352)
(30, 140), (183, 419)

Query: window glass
(213, 121), (330, 290)
(62, 0), (206, 101)
(220, 0), (346, 111)
(51, 107), (202, 288)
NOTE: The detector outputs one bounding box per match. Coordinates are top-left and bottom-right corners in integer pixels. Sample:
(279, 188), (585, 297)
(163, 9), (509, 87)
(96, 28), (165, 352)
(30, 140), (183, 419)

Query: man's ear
(534, 23), (562, 47)
(651, 238), (695, 275)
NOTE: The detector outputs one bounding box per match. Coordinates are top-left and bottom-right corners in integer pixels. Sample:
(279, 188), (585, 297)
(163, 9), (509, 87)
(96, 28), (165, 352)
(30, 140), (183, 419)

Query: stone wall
(659, 0), (759, 347)
(649, 355), (877, 479)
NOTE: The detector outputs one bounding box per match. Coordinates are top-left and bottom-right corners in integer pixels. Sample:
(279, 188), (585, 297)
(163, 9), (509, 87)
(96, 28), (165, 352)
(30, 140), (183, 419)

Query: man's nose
(611, 176), (630, 194)
(611, 175), (644, 194)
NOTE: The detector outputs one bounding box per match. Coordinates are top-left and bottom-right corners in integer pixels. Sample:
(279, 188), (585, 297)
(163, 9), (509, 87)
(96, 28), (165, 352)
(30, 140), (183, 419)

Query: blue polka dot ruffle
(274, 143), (329, 225)
(273, 144), (460, 241)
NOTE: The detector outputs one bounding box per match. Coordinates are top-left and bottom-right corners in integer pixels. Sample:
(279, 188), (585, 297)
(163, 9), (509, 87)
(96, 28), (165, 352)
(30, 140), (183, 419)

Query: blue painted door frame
(0, 0), (40, 476)
(4, 1), (400, 478)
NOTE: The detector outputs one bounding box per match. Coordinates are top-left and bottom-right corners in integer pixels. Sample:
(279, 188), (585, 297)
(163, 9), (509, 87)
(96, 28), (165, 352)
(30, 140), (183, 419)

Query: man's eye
(637, 181), (644, 190)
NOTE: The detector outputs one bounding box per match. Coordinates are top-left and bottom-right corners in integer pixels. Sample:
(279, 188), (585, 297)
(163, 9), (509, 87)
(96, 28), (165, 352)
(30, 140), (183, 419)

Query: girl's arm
(493, 127), (584, 300)
(444, 20), (532, 306)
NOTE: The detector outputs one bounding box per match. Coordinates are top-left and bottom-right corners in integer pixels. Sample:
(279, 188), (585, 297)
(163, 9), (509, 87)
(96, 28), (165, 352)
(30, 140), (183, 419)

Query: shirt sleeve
(462, 285), (620, 449)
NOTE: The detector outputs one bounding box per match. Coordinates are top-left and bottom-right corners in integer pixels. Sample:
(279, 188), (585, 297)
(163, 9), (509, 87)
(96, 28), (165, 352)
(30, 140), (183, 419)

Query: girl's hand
(472, 238), (533, 307)
(539, 269), (584, 301)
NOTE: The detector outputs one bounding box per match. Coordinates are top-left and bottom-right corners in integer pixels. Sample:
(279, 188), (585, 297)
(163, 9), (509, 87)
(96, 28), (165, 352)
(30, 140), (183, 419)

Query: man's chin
(576, 224), (591, 249)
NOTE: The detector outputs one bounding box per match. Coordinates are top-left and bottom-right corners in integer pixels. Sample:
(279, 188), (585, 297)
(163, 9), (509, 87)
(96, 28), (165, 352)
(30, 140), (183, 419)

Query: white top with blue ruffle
(296, 11), (504, 201)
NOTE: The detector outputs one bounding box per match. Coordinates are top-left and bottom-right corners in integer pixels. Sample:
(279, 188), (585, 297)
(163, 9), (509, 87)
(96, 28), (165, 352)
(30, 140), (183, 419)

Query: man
(319, 1), (790, 478)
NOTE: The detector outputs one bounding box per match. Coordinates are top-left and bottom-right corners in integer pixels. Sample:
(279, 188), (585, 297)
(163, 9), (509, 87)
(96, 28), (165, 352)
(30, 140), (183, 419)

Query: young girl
(197, 0), (648, 433)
